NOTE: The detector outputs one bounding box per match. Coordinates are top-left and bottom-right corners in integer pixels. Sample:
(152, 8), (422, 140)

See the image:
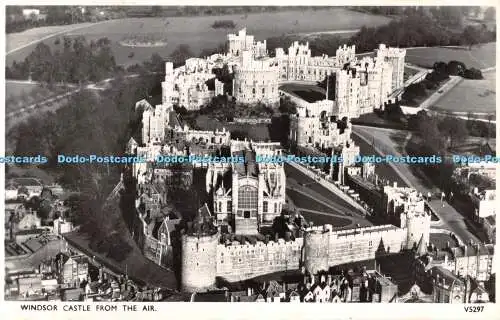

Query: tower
(180, 232), (219, 292)
(161, 62), (175, 105)
(303, 225), (332, 275)
(375, 44), (406, 91)
(399, 193), (431, 250)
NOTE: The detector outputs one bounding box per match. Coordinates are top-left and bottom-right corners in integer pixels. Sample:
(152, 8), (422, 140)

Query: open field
(6, 8), (390, 67)
(405, 42), (496, 69)
(6, 21), (110, 54)
(430, 70), (496, 114)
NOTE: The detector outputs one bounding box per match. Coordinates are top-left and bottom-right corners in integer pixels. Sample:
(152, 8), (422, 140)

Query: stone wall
(215, 237), (303, 282)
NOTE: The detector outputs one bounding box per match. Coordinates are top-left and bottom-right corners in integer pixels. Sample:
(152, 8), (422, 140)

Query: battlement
(305, 223), (402, 238)
(377, 44), (406, 57)
(218, 237), (303, 250)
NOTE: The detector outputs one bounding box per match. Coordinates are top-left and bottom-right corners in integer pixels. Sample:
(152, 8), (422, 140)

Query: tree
(418, 116), (444, 154)
(484, 7), (496, 21)
(439, 116), (468, 148)
(170, 44), (194, 67)
(486, 113), (494, 142)
(462, 26), (481, 50)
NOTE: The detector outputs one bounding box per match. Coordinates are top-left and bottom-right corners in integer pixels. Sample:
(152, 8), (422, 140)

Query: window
(244, 211), (251, 218)
(263, 201), (268, 213)
(274, 203), (278, 213)
(227, 201), (232, 211)
(238, 185), (258, 209)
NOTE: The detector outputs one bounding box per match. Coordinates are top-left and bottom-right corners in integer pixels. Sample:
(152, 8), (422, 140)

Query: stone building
(206, 140), (286, 231)
(232, 51), (280, 105)
(375, 44), (406, 91)
(227, 28), (267, 58)
(288, 99), (353, 150)
(382, 184), (431, 250)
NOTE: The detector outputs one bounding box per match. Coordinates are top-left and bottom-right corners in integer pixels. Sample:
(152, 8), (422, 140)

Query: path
(7, 20), (112, 55)
(352, 125), (480, 244)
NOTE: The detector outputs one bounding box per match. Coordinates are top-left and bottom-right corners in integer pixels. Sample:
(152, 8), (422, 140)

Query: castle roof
(416, 234), (427, 256)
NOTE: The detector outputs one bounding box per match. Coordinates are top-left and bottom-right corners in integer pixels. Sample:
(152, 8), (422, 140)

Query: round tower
(181, 231), (219, 292)
(401, 206), (431, 250)
(303, 226), (330, 274)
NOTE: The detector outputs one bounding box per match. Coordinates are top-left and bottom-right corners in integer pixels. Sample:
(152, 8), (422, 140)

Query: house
(191, 290), (230, 302)
(450, 244), (494, 282)
(264, 280), (285, 302)
(53, 217), (74, 235)
(61, 288), (84, 301)
(17, 276), (43, 297)
(289, 289), (300, 302)
(466, 277), (490, 303)
(428, 266), (466, 303)
(312, 282), (330, 303)
(55, 253), (89, 286)
(482, 215), (495, 244)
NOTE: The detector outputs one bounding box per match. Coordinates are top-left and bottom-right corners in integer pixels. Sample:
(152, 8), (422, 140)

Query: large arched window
(238, 185), (258, 210)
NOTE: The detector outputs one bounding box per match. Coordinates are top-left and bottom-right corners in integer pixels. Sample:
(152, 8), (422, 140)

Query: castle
(125, 27), (421, 293)
(206, 140), (286, 231)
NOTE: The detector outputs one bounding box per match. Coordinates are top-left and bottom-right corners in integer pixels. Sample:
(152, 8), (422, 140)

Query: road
(6, 73), (146, 133)
(7, 20), (112, 56)
(352, 124), (480, 244)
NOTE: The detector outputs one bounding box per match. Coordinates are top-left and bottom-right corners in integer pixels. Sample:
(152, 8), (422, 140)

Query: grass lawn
(401, 77), (451, 107)
(352, 112), (408, 130)
(7, 8), (390, 67)
(300, 210), (352, 228)
(350, 134), (409, 188)
(405, 42), (496, 70)
(430, 71), (496, 114)
(279, 83), (326, 102)
(287, 189), (343, 214)
(430, 232), (459, 250)
(196, 115), (270, 141)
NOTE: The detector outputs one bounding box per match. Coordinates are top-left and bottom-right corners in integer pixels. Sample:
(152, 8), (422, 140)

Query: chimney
(304, 274), (308, 285)
(247, 287), (252, 296)
(327, 274), (332, 286)
(311, 275), (315, 285)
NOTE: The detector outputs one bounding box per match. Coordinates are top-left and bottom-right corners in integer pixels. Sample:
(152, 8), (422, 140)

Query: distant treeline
(267, 9), (496, 56)
(6, 6), (126, 34)
(211, 20), (236, 29)
(126, 6), (334, 17)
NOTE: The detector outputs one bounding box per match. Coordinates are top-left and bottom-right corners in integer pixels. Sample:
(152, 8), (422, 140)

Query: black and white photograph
(2, 4), (498, 315)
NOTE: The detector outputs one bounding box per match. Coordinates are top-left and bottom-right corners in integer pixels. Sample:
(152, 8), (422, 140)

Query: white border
(1, 1), (499, 319)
